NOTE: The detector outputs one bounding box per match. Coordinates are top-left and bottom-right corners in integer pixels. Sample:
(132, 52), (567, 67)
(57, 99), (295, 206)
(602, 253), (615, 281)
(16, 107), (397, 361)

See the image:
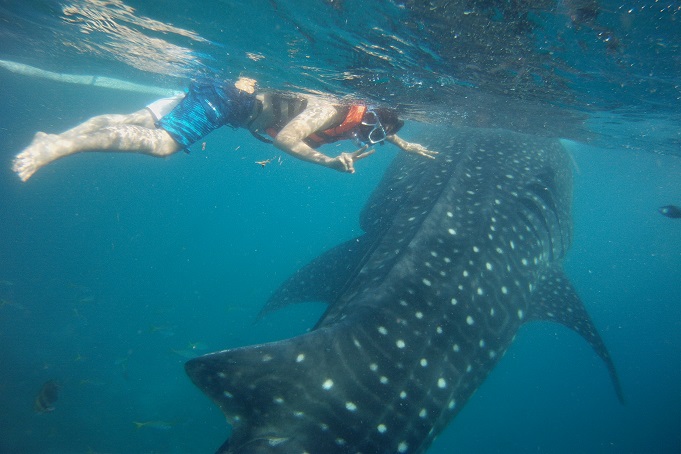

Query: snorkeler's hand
(331, 146), (375, 173)
(403, 142), (438, 159)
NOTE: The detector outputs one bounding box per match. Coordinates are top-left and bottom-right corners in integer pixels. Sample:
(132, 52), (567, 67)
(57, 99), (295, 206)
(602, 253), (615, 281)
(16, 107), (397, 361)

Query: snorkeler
(12, 77), (436, 182)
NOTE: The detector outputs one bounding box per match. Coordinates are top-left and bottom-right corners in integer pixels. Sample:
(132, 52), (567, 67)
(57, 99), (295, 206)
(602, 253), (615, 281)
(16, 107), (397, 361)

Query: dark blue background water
(1, 1), (680, 453)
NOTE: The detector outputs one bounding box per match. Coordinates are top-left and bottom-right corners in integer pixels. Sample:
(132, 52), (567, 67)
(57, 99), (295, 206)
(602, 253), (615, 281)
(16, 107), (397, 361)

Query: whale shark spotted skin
(186, 126), (623, 453)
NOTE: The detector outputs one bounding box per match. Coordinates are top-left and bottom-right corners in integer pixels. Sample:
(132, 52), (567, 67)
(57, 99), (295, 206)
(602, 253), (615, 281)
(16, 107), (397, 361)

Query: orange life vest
(265, 105), (367, 149)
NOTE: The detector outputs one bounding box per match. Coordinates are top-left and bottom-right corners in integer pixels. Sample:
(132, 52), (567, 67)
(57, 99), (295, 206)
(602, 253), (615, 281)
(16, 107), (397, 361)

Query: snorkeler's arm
(386, 134), (438, 159)
(273, 101), (373, 173)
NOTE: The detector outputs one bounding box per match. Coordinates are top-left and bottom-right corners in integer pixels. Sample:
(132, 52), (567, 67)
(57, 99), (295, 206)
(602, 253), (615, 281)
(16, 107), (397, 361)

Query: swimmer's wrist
(318, 154), (335, 167)
(325, 156), (346, 172)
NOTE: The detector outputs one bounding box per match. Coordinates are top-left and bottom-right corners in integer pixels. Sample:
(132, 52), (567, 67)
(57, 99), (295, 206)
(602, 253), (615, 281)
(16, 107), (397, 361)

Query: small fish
(171, 342), (208, 359)
(0, 298), (24, 310)
(149, 324), (176, 337)
(115, 356), (130, 379)
(72, 307), (87, 321)
(78, 295), (96, 304)
(74, 353), (86, 362)
(34, 380), (60, 413)
(659, 205), (681, 219)
(187, 341), (208, 351)
(114, 356), (129, 367)
(132, 420), (175, 430)
(255, 156), (278, 168)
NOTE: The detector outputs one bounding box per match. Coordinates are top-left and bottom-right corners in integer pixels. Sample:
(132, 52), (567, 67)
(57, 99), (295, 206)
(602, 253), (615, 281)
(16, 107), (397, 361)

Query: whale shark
(185, 126), (623, 453)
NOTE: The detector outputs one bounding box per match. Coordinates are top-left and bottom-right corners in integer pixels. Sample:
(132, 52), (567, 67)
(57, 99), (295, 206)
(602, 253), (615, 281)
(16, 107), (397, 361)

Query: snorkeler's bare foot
(12, 132), (66, 182)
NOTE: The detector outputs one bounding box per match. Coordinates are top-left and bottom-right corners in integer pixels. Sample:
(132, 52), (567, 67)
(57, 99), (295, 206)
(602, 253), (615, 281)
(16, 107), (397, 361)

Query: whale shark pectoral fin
(258, 233), (378, 318)
(528, 265), (625, 404)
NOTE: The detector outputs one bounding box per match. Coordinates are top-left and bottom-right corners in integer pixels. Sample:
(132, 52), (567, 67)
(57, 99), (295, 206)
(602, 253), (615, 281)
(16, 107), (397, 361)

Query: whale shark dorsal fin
(528, 265), (625, 403)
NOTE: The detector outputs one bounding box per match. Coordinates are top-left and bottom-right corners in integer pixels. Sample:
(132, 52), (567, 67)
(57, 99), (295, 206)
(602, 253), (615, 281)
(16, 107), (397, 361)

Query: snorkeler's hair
(374, 108), (404, 135)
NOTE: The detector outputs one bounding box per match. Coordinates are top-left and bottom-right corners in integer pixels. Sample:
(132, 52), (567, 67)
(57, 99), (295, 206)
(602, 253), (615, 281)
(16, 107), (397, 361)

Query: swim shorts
(146, 94), (184, 122)
(157, 80), (256, 149)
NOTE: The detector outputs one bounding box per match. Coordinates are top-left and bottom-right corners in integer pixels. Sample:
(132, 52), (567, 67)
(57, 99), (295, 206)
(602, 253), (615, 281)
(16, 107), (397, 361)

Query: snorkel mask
(353, 108), (387, 147)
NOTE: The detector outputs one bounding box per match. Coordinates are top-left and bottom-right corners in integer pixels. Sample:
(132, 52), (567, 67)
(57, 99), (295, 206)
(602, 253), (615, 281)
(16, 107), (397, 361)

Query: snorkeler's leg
(25, 109), (156, 149)
(59, 109), (158, 137)
(13, 109), (159, 181)
(12, 117), (180, 182)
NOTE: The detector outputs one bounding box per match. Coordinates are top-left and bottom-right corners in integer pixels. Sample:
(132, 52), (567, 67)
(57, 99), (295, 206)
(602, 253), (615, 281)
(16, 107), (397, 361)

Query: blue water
(1, 1), (680, 453)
